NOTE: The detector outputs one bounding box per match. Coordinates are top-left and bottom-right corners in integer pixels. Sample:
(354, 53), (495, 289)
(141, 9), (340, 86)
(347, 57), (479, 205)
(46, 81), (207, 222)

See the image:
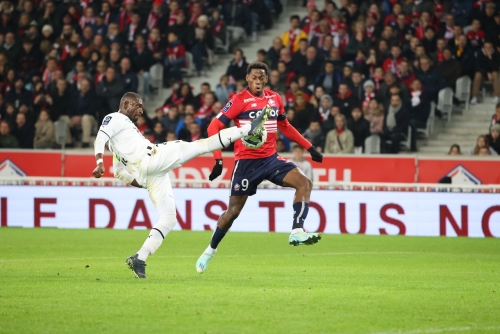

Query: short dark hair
(257, 49), (267, 56)
(247, 61), (269, 76)
(290, 15), (300, 21)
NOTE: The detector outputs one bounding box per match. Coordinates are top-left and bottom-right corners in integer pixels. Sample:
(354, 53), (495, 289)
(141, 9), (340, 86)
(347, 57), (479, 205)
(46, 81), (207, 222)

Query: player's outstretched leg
(282, 168), (322, 246)
(196, 197), (247, 273)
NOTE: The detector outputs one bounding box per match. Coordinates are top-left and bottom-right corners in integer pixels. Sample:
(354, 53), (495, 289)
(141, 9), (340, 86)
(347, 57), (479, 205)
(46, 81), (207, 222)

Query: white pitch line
(0, 251), (418, 263)
(371, 326), (500, 334)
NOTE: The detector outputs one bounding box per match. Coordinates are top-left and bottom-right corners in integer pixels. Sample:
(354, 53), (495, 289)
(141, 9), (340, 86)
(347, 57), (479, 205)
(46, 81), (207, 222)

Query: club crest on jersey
(222, 101), (232, 113)
(102, 116), (112, 125)
(234, 183), (240, 191)
(268, 98), (276, 106)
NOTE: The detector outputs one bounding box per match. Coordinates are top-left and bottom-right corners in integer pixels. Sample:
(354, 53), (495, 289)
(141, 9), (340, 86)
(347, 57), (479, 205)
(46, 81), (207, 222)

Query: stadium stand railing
(2, 177), (500, 193)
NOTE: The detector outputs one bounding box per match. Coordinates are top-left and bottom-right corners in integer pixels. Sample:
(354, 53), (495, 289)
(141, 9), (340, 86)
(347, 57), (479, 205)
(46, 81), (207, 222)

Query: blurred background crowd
(0, 0), (499, 156)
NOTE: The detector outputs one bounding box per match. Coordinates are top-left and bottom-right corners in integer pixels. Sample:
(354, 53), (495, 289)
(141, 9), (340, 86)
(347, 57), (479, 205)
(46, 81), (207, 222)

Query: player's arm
(93, 115), (119, 178)
(113, 155), (142, 188)
(275, 97), (323, 163)
(207, 98), (240, 181)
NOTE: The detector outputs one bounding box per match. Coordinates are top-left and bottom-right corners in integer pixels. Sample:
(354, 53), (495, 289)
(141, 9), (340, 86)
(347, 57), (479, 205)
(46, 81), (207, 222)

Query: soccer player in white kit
(92, 92), (270, 278)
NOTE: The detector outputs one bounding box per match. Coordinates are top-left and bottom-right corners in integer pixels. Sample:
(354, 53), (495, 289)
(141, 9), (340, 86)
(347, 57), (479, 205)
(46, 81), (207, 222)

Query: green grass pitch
(0, 228), (499, 334)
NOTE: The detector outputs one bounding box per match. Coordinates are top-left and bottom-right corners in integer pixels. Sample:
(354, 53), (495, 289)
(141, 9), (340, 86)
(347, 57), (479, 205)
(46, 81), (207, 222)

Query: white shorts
(144, 140), (210, 212)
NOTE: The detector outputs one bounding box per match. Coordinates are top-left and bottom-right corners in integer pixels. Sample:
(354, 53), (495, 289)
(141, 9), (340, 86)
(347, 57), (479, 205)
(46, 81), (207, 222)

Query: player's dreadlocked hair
(247, 61), (269, 77)
(120, 92), (142, 108)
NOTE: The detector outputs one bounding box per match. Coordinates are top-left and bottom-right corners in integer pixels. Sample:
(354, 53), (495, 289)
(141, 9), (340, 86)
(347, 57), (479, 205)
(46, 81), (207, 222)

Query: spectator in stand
(267, 37), (283, 70)
(350, 71), (364, 101)
(223, 0), (251, 43)
(18, 38), (41, 77)
(302, 120), (325, 152)
(6, 77), (32, 109)
(160, 104), (180, 134)
(256, 49), (272, 70)
(344, 22), (370, 61)
(68, 78), (97, 148)
(437, 48), (461, 90)
(215, 75), (233, 104)
(448, 144), (461, 155)
(361, 80), (375, 110)
(327, 47), (345, 72)
(364, 99), (385, 136)
(290, 144), (313, 180)
(166, 131), (177, 142)
(146, 28), (164, 64)
(408, 79), (431, 152)
(466, 19), (485, 51)
(487, 11), (500, 51)
(321, 106), (340, 133)
(415, 56), (446, 102)
(352, 49), (368, 78)
(317, 94), (333, 124)
(196, 92), (216, 121)
(292, 91), (317, 133)
(48, 78), (72, 145)
(377, 71), (410, 103)
(14, 113), (34, 149)
(277, 61), (295, 88)
(1, 32), (20, 65)
(281, 15), (307, 54)
(382, 94), (409, 154)
(226, 48), (248, 83)
(192, 15), (215, 77)
(491, 103), (500, 128)
(324, 114), (354, 154)
(33, 110), (55, 149)
(152, 122), (165, 145)
(83, 34), (109, 59)
(269, 70), (285, 95)
(422, 26), (438, 54)
(469, 134), (498, 155)
(129, 35), (153, 98)
(177, 113), (200, 141)
(487, 124), (500, 154)
(119, 57), (138, 93)
(96, 67), (124, 119)
(334, 82), (358, 120)
(163, 31), (186, 87)
(451, 34), (473, 76)
(315, 60), (341, 96)
(347, 106), (370, 151)
(297, 75), (312, 97)
(316, 32), (334, 61)
(309, 86), (325, 109)
(471, 42), (500, 104)
(290, 38), (308, 73)
(396, 60), (415, 89)
(0, 120), (18, 148)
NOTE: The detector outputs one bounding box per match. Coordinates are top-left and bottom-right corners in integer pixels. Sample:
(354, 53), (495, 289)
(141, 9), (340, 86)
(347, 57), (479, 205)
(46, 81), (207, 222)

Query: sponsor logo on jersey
(249, 109), (279, 119)
(222, 101), (233, 113)
(268, 98), (276, 106)
(234, 183), (240, 191)
(251, 103), (257, 107)
(102, 116), (112, 125)
(244, 98), (255, 103)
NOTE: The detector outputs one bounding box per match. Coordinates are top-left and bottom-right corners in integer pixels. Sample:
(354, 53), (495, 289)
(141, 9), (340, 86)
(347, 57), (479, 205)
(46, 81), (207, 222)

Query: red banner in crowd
(0, 150), (497, 184)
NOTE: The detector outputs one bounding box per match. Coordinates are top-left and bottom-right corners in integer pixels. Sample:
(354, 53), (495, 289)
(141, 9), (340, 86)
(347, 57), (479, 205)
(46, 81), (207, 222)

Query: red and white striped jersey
(215, 88), (286, 160)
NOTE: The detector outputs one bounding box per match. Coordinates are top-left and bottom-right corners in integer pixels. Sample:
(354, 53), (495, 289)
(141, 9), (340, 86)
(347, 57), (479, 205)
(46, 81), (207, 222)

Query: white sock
(205, 125), (251, 152)
(204, 245), (216, 255)
(137, 229), (164, 261)
(291, 228), (304, 234)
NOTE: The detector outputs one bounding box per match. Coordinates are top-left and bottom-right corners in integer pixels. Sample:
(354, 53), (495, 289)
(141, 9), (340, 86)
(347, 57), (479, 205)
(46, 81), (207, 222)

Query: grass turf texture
(0, 229), (499, 334)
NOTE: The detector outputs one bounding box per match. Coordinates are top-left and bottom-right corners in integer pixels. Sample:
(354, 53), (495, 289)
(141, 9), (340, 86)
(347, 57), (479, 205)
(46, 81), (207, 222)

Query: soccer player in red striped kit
(196, 61), (324, 273)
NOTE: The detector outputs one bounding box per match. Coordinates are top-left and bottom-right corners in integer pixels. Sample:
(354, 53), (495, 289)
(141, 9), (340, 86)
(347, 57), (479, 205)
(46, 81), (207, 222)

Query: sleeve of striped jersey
(276, 93), (287, 121)
(215, 95), (241, 125)
(207, 118), (225, 160)
(277, 118), (313, 150)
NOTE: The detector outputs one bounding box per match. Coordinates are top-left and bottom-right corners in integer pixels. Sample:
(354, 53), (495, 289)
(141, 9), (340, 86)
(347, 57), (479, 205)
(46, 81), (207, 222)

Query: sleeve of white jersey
(113, 155), (134, 184)
(94, 114), (119, 156)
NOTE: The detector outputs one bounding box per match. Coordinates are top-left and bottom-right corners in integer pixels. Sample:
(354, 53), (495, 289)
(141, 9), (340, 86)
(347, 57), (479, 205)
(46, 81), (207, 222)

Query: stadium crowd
(0, 0), (499, 156)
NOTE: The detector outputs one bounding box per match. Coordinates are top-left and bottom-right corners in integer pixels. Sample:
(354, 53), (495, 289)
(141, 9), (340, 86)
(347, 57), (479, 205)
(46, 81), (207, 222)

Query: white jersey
(98, 112), (152, 183)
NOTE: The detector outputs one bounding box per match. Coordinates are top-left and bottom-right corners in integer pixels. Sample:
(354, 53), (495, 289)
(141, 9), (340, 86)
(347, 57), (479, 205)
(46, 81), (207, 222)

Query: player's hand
(308, 146), (323, 163)
(209, 159), (223, 181)
(93, 163), (105, 178)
